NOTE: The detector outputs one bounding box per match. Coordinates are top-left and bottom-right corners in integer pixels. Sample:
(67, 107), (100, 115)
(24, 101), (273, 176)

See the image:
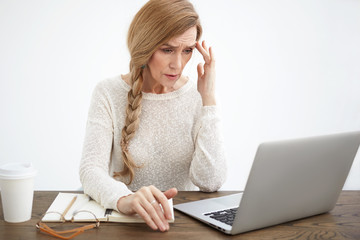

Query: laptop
(174, 131), (360, 235)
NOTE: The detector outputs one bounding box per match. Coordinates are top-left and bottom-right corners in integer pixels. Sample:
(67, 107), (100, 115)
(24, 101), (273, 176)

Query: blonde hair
(113, 0), (202, 184)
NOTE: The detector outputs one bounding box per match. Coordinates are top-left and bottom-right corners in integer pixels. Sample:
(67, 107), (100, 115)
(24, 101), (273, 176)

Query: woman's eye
(162, 49), (173, 54)
(184, 48), (194, 54)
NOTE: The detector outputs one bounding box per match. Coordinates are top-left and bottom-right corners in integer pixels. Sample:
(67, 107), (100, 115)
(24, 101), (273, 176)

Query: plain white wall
(0, 0), (359, 191)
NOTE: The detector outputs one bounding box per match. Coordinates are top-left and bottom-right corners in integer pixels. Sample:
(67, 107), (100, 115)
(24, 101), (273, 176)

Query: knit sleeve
(189, 106), (227, 192)
(79, 82), (133, 210)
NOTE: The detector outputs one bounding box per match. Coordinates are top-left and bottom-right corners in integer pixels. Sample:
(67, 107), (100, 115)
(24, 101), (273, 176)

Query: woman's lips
(165, 74), (178, 81)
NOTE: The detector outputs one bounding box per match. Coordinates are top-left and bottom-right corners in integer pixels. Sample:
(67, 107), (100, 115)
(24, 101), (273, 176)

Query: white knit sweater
(79, 75), (227, 210)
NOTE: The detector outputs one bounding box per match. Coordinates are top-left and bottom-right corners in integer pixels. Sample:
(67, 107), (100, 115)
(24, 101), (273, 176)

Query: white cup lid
(0, 162), (37, 180)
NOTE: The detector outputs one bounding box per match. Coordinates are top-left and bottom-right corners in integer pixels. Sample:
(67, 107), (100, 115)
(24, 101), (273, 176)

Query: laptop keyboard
(204, 208), (238, 226)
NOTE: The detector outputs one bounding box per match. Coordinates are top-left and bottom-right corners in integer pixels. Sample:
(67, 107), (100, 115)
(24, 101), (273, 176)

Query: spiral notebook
(42, 192), (174, 223)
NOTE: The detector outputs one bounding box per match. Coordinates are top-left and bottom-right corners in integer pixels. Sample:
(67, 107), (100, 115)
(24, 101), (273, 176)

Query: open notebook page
(42, 192), (174, 223)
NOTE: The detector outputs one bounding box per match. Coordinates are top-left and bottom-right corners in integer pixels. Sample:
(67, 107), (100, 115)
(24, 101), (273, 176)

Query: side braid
(113, 66), (144, 184)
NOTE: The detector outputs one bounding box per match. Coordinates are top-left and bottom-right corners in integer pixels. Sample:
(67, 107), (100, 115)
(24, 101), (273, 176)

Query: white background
(0, 0), (359, 191)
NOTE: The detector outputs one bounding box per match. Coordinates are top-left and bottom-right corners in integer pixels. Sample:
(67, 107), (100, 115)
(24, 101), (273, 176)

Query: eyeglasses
(36, 210), (100, 240)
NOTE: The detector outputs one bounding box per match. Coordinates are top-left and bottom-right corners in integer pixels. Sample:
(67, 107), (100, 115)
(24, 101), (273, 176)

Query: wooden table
(1, 191), (359, 240)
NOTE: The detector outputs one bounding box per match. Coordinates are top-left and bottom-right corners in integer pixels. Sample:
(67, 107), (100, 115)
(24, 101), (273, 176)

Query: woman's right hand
(116, 186), (178, 232)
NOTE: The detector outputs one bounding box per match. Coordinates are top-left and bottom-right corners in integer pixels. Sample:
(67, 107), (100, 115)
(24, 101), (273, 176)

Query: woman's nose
(169, 53), (182, 70)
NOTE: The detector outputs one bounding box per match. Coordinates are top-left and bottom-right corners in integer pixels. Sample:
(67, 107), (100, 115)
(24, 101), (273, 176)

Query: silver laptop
(174, 131), (360, 235)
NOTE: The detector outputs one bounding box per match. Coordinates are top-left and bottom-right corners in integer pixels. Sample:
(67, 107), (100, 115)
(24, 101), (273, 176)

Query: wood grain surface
(0, 191), (359, 240)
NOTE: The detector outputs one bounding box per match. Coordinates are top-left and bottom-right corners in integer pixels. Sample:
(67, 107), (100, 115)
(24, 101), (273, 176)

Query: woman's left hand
(196, 40), (216, 106)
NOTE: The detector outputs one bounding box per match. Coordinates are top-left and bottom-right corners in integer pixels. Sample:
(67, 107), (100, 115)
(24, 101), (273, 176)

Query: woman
(80, 0), (226, 232)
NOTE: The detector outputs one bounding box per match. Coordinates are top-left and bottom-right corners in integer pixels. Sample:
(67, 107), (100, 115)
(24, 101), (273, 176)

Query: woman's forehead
(166, 26), (197, 47)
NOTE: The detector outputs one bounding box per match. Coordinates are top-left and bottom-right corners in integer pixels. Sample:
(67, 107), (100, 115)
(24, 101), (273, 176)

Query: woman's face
(143, 26), (197, 93)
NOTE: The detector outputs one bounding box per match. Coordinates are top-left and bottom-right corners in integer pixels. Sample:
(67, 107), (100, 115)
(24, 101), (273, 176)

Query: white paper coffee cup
(0, 162), (37, 223)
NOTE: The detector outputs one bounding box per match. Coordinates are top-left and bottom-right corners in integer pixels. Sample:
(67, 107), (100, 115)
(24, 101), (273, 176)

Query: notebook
(174, 131), (360, 235)
(42, 192), (174, 223)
